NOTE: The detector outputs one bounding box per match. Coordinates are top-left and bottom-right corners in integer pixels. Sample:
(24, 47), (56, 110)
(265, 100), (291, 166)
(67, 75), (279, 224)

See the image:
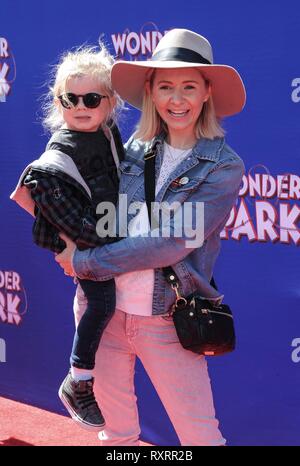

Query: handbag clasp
(171, 282), (187, 307)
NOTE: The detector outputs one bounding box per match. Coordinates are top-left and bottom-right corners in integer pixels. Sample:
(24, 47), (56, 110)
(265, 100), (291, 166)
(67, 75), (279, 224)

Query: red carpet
(0, 396), (149, 446)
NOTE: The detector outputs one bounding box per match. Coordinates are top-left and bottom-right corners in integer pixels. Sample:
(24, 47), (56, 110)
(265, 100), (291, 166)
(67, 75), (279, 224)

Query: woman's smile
(167, 109), (190, 118)
(151, 68), (210, 147)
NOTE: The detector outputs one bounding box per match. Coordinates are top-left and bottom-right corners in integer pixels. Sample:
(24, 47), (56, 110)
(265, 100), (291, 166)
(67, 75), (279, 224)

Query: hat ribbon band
(151, 47), (211, 65)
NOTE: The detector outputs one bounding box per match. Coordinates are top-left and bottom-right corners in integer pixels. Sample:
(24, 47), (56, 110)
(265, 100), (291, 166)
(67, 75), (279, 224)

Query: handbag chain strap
(143, 141), (217, 306)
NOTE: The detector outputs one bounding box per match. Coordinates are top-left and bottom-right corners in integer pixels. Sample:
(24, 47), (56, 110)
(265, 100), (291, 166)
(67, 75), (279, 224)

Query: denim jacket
(73, 134), (245, 315)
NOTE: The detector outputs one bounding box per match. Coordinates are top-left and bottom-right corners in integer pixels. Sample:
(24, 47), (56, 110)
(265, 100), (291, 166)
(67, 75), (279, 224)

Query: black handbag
(144, 143), (236, 356)
(163, 268), (235, 356)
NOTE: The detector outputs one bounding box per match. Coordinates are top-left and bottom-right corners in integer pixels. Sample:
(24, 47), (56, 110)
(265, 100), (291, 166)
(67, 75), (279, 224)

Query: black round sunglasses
(58, 92), (108, 109)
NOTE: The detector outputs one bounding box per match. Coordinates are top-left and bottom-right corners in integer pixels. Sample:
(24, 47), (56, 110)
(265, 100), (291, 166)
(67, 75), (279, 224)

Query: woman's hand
(55, 233), (76, 277)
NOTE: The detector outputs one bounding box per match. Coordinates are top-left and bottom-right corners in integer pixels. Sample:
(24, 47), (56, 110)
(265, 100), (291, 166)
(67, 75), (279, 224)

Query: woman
(56, 28), (246, 446)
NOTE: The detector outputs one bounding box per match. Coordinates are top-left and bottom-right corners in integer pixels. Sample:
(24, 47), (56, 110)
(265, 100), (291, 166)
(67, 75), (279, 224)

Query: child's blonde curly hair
(42, 43), (123, 133)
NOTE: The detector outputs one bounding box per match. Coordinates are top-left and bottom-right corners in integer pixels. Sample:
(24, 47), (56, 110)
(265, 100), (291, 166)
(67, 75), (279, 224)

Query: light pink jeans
(74, 285), (226, 446)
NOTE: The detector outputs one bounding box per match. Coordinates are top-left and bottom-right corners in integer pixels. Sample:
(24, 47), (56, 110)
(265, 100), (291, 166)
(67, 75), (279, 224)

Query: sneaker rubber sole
(58, 382), (106, 432)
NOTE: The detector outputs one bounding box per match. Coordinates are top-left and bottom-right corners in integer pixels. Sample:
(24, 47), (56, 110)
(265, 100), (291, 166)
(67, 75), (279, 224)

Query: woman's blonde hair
(134, 70), (225, 141)
(42, 44), (123, 133)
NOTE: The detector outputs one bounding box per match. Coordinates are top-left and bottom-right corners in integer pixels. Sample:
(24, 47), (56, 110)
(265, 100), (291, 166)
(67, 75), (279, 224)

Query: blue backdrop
(1, 0), (299, 446)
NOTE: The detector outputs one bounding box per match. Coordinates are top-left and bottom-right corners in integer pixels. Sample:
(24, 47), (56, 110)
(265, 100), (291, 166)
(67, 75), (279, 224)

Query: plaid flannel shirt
(22, 126), (124, 253)
(23, 170), (117, 253)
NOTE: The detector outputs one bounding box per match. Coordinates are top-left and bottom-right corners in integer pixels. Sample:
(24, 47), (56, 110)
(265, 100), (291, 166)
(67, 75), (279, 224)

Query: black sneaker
(58, 372), (105, 431)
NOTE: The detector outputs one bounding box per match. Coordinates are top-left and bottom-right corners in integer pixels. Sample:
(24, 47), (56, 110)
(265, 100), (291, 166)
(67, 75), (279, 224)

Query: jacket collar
(151, 133), (225, 163)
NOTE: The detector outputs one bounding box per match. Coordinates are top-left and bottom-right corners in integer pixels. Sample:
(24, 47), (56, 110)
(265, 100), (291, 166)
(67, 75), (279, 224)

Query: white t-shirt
(115, 142), (192, 315)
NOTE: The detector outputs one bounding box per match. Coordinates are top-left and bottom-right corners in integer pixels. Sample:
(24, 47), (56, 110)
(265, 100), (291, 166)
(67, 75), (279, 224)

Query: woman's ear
(204, 83), (212, 102)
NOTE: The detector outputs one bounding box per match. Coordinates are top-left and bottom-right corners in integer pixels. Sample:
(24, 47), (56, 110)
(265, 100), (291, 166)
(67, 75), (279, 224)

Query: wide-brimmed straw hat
(111, 28), (246, 117)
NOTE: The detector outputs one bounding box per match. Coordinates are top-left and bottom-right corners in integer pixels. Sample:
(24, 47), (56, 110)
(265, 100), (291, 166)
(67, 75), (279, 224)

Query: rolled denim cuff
(73, 248), (95, 280)
(72, 247), (114, 282)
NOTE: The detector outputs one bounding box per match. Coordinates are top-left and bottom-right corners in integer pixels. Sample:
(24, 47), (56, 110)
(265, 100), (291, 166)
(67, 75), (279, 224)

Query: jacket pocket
(119, 161), (144, 193)
(119, 161), (144, 176)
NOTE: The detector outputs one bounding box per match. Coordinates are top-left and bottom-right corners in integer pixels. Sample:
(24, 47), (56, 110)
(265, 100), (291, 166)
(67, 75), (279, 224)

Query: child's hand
(55, 233), (76, 277)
